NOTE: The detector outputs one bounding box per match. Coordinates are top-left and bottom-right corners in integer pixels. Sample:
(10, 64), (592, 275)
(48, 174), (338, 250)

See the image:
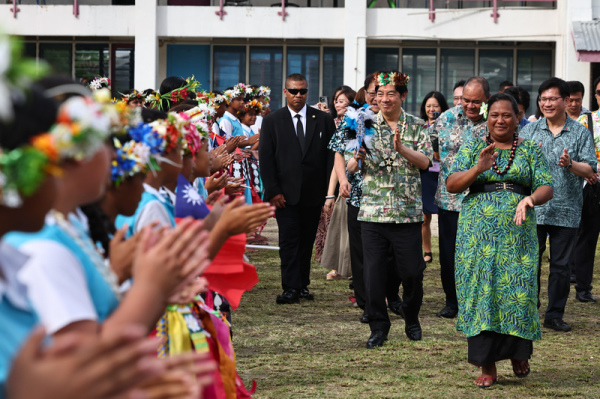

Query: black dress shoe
(299, 288), (314, 300)
(405, 322), (422, 341)
(576, 290), (597, 303)
(388, 299), (405, 318)
(436, 306), (458, 318)
(543, 318), (572, 332)
(360, 312), (369, 324)
(366, 330), (388, 349)
(276, 289), (300, 304)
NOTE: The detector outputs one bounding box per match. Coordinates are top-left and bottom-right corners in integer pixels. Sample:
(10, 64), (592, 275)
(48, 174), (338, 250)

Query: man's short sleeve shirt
(358, 111), (433, 223)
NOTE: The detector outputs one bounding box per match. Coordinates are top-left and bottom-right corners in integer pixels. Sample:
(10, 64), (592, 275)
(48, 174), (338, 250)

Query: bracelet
(325, 195), (335, 199)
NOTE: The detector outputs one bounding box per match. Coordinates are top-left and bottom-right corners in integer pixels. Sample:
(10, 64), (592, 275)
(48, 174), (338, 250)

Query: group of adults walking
(258, 71), (598, 388)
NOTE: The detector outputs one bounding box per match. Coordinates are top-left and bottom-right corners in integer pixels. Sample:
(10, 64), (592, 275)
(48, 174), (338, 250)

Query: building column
(559, 0), (592, 103)
(343, 0), (367, 90)
(134, 0), (158, 90)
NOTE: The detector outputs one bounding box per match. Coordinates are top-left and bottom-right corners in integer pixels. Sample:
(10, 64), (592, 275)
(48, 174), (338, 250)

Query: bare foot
(511, 359), (530, 377)
(474, 363), (497, 388)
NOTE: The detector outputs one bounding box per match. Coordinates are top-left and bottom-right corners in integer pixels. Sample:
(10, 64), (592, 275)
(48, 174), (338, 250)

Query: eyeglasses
(453, 96), (463, 101)
(285, 88), (308, 95)
(366, 91), (377, 97)
(538, 96), (563, 104)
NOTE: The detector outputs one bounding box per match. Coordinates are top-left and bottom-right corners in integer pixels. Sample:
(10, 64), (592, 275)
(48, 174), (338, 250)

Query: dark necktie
(295, 114), (305, 152)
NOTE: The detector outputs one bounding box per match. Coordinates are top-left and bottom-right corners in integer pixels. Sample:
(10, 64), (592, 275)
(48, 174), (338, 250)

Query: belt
(469, 182), (531, 196)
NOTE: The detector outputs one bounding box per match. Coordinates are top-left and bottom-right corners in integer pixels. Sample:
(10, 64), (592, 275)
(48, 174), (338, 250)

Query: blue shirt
(520, 116), (597, 228)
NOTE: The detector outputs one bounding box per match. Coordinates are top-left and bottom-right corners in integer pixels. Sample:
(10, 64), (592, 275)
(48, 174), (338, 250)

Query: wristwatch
(566, 160), (573, 170)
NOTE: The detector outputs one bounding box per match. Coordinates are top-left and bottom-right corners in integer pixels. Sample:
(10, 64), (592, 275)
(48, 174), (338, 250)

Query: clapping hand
(393, 127), (404, 153)
(558, 148), (571, 168)
(476, 142), (498, 174)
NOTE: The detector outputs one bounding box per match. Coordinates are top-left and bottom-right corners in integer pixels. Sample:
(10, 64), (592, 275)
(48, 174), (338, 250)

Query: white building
(0, 0), (596, 114)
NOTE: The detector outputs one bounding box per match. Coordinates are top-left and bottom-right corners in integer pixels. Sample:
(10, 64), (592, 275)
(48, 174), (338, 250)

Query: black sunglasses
(286, 88), (308, 95)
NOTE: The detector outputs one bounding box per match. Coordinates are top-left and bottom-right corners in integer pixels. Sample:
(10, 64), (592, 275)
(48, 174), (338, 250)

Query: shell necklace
(375, 109), (407, 173)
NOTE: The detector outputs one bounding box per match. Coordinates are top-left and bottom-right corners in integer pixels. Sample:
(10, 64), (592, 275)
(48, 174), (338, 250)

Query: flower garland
(172, 112), (202, 156)
(88, 77), (111, 91)
(183, 105), (215, 142)
(224, 83), (249, 104)
(374, 72), (410, 88)
(121, 89), (145, 104)
(244, 99), (263, 114)
(50, 96), (112, 161)
(374, 110), (407, 173)
(147, 76), (201, 111)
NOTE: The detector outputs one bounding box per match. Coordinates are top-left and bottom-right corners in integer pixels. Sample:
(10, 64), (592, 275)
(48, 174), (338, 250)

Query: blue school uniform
(115, 184), (176, 238)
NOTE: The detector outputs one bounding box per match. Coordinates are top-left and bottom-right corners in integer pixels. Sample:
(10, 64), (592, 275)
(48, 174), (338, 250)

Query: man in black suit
(259, 73), (336, 304)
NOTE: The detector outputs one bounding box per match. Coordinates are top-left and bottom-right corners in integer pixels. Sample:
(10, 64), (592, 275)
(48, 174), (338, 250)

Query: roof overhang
(572, 20), (600, 62)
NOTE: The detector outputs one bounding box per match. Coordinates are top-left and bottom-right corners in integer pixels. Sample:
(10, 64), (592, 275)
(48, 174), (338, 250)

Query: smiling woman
(446, 93), (554, 388)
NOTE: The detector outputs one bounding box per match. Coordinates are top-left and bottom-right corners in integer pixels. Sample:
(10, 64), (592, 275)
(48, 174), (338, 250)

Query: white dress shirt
(287, 105), (307, 137)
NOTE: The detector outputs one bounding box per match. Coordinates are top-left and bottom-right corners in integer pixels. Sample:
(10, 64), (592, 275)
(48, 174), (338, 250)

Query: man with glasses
(520, 77), (597, 332)
(429, 76), (490, 320)
(259, 73), (336, 305)
(453, 80), (465, 107)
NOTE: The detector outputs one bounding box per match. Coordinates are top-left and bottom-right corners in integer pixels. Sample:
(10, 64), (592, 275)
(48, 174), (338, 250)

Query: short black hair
(419, 91), (449, 121)
(488, 92), (520, 117)
(453, 80), (466, 91)
(567, 80), (585, 97)
(538, 77), (569, 98)
(141, 107), (168, 123)
(285, 73), (307, 85)
(593, 76), (600, 93)
(374, 70), (408, 96)
(503, 86), (531, 112)
(364, 70), (385, 90)
(464, 76), (491, 98)
(499, 80), (514, 91)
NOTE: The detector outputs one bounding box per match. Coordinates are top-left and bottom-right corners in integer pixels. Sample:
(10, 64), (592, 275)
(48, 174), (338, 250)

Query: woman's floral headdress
(50, 96), (112, 161)
(184, 104), (215, 143)
(170, 112), (202, 157)
(111, 138), (152, 186)
(374, 72), (410, 88)
(147, 76), (200, 111)
(88, 77), (111, 91)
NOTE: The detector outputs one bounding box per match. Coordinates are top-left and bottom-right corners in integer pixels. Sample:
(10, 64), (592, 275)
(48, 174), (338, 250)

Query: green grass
(234, 237), (600, 398)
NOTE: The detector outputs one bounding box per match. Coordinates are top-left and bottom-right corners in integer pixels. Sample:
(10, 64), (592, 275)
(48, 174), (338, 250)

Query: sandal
(511, 359), (530, 378)
(423, 252), (433, 263)
(474, 376), (496, 389)
(326, 270), (340, 281)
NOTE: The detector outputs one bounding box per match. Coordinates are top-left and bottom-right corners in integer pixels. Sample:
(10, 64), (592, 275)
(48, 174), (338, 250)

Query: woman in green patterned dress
(446, 93), (554, 388)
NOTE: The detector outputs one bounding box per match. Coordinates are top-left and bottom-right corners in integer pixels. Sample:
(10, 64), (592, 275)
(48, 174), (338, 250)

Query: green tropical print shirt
(358, 110), (433, 223)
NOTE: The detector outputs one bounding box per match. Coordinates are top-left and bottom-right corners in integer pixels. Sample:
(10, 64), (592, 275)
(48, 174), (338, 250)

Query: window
(402, 48), (436, 115)
(367, 47), (399, 75)
(479, 49), (513, 94)
(39, 43), (72, 75)
(213, 46), (246, 92)
(167, 45), (211, 91)
(250, 46), (283, 110)
(322, 47), (344, 103)
(517, 49), (553, 115)
(287, 47), (320, 105)
(111, 45), (135, 96)
(440, 49), (474, 103)
(23, 43), (36, 59)
(75, 44), (109, 85)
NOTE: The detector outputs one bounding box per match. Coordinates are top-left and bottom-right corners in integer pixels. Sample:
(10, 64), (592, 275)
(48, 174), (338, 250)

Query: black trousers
(362, 222), (425, 333)
(536, 224), (578, 320)
(275, 204), (322, 291)
(347, 204), (402, 310)
(438, 209), (459, 310)
(570, 187), (600, 293)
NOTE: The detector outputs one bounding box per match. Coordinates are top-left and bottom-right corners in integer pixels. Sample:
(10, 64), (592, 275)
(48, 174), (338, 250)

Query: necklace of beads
(51, 210), (122, 300)
(486, 131), (518, 175)
(375, 109), (407, 172)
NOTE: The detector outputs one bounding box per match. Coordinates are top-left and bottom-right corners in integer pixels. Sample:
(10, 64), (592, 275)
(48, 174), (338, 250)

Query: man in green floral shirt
(351, 71), (432, 348)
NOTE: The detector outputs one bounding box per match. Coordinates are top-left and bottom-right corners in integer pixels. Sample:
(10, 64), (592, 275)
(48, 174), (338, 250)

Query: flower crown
(147, 76), (201, 111)
(170, 112), (202, 156)
(244, 99), (263, 114)
(111, 138), (152, 186)
(88, 77), (111, 91)
(50, 96), (112, 162)
(183, 105), (215, 143)
(0, 133), (61, 207)
(121, 89), (145, 104)
(374, 72), (410, 88)
(257, 86), (271, 98)
(224, 83), (248, 103)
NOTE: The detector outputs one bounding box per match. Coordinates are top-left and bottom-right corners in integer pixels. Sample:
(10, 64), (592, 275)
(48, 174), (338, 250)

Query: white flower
(183, 314), (200, 332)
(479, 102), (488, 119)
(93, 88), (111, 104)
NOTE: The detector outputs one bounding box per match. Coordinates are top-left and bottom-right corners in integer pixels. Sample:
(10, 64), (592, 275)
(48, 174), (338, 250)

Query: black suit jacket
(259, 105), (336, 207)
